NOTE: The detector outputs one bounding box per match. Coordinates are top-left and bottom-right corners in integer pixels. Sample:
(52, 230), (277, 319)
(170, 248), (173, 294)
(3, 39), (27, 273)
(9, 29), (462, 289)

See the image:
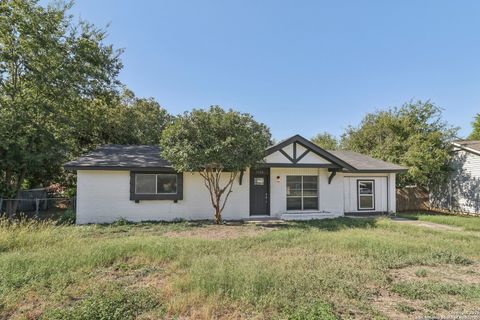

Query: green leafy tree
(160, 106), (271, 224)
(311, 132), (339, 150)
(468, 113), (480, 140)
(341, 101), (457, 188)
(72, 89), (172, 154)
(0, 0), (123, 216)
(57, 89), (171, 196)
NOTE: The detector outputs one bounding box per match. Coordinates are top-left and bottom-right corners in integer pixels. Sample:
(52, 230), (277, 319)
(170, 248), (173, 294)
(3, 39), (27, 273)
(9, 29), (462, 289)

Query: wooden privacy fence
(396, 187), (430, 212)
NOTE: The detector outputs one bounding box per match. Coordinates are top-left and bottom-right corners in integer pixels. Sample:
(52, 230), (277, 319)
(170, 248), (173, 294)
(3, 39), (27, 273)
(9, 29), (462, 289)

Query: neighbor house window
(286, 176), (318, 211)
(130, 172), (183, 201)
(357, 180), (374, 210)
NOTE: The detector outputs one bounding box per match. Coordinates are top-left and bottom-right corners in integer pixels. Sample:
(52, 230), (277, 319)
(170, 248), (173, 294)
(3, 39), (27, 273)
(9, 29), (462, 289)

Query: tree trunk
(200, 169), (238, 224)
(214, 207), (221, 224)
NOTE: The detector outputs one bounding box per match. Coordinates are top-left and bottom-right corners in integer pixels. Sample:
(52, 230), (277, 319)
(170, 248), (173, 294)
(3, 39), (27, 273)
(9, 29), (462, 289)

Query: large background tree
(160, 106), (271, 223)
(71, 89), (172, 155)
(468, 113), (480, 140)
(341, 101), (457, 188)
(0, 0), (170, 216)
(311, 132), (339, 150)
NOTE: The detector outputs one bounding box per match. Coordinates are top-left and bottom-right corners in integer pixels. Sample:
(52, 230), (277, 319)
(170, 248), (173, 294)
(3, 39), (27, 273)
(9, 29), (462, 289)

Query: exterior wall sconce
(276, 176), (281, 182)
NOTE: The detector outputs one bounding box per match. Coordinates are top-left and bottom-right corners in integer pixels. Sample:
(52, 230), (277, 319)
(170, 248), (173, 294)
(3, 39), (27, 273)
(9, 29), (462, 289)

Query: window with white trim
(135, 173), (178, 194)
(357, 180), (374, 210)
(286, 176), (318, 211)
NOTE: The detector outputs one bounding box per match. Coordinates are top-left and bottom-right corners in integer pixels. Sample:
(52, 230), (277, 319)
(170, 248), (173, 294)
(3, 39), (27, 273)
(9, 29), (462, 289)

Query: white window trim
(286, 175), (319, 211)
(357, 180), (375, 210)
(135, 173), (178, 195)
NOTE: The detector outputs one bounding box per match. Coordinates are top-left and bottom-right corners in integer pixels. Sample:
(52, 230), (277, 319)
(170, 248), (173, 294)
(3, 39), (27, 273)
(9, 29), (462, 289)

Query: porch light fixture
(276, 176), (280, 182)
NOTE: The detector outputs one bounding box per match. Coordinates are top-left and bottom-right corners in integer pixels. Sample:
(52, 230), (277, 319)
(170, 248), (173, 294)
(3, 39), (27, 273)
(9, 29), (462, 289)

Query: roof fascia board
(452, 142), (480, 156)
(64, 165), (175, 172)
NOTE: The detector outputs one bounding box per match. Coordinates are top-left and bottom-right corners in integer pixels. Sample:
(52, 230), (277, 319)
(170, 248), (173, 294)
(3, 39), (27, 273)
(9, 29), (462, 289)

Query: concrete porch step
(281, 213), (342, 220)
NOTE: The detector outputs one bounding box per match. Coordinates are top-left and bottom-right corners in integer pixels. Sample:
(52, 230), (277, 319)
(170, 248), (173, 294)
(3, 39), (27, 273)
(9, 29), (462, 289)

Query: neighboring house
(431, 140), (480, 214)
(64, 135), (406, 224)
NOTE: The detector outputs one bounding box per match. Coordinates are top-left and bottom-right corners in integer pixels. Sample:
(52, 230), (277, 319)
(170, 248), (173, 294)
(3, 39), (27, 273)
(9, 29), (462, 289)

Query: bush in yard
(56, 209), (76, 225)
(160, 106), (271, 223)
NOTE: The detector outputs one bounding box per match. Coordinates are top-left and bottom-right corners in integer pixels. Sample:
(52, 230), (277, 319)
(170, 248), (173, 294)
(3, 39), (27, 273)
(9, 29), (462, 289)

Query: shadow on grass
(396, 211), (453, 221)
(73, 216), (377, 233)
(259, 217), (377, 231)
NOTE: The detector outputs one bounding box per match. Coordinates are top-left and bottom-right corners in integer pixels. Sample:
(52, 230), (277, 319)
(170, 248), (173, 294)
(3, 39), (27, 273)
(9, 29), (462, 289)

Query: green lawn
(1, 216), (479, 319)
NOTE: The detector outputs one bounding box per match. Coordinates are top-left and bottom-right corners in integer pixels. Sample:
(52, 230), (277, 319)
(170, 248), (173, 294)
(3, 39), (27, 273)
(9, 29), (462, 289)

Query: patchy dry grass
(398, 212), (480, 231)
(0, 216), (479, 319)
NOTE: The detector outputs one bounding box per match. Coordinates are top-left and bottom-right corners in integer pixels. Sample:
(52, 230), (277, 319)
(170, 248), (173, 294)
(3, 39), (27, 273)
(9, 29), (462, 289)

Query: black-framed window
(286, 176), (318, 211)
(357, 180), (374, 210)
(130, 171), (183, 200)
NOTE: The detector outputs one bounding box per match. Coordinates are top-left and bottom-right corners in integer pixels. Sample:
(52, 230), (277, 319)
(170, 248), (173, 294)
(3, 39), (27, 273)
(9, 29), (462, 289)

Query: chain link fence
(0, 197), (76, 219)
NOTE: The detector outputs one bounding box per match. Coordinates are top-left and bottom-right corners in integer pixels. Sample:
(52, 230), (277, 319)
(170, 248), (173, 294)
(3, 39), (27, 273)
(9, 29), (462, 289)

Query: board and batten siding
(76, 170), (251, 224)
(343, 176), (388, 213)
(269, 169), (395, 217)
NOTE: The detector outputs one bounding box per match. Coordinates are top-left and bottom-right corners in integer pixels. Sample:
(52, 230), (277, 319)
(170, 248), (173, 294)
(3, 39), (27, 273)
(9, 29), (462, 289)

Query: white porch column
(388, 173), (396, 213)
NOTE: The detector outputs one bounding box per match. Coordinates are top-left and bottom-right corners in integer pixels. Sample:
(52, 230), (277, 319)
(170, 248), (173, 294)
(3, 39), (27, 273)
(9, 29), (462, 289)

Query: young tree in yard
(160, 106), (271, 224)
(468, 113), (480, 140)
(311, 132), (339, 150)
(0, 0), (123, 217)
(341, 101), (457, 189)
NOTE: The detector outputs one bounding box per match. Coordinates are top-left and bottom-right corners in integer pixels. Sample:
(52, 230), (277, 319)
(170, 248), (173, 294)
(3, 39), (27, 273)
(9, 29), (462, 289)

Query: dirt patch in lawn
(162, 224), (271, 240)
(391, 218), (463, 231)
(389, 263), (480, 285)
(372, 263), (480, 319)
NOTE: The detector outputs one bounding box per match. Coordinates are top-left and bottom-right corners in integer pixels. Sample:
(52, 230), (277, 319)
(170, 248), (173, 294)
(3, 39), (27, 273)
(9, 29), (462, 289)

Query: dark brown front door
(250, 168), (270, 216)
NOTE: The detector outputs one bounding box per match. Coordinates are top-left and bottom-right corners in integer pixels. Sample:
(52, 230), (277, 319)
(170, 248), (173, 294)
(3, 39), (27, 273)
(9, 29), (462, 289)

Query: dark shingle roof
(453, 140), (480, 154)
(328, 150), (407, 172)
(64, 145), (171, 170)
(65, 141), (407, 172)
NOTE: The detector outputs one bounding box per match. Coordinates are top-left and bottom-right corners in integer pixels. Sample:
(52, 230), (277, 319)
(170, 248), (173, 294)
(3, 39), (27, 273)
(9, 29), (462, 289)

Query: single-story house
(430, 140), (480, 214)
(64, 135), (407, 224)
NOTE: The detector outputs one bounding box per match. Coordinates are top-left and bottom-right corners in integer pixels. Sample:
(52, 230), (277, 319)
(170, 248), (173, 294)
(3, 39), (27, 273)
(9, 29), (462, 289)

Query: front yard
(1, 214), (479, 319)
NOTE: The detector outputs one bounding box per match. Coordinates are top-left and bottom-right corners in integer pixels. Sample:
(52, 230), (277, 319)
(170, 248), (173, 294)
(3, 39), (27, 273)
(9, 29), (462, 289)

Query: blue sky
(53, 1), (480, 140)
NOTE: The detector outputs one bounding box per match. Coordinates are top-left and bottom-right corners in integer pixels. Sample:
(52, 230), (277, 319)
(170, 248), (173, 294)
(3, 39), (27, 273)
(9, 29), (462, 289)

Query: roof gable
(264, 135), (355, 170)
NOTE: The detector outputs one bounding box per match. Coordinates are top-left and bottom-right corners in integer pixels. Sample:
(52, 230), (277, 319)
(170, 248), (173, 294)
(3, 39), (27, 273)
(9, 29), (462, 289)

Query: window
(135, 173), (177, 194)
(130, 172), (183, 200)
(254, 177), (265, 185)
(286, 176), (318, 211)
(357, 180), (374, 210)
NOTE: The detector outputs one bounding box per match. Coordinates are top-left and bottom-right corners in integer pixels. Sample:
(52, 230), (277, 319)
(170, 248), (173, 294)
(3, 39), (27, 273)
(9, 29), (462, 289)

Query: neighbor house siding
(438, 149), (480, 213)
(76, 170), (250, 224)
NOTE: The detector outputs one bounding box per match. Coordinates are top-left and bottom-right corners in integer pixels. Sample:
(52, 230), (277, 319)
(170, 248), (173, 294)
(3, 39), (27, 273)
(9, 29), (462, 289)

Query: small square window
(254, 177), (264, 185)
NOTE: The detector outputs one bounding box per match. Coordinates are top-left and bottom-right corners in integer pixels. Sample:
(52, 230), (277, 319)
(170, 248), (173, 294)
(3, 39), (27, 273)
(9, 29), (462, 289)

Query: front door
(250, 168), (270, 216)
